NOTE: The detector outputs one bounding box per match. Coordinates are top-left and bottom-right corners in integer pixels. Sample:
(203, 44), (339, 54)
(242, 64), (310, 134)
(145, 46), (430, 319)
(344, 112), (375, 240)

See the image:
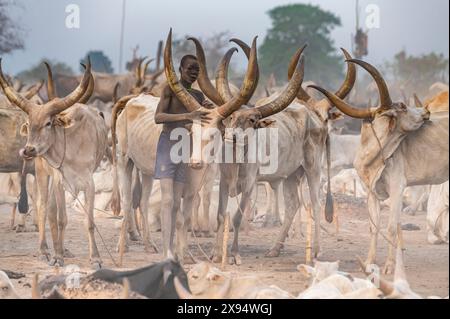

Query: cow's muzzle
(20, 146), (37, 160)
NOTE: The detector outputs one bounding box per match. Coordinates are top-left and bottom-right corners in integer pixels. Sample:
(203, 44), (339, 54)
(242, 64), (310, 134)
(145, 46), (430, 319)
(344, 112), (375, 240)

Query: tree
(80, 50), (114, 74)
(384, 50), (449, 97)
(259, 4), (343, 86)
(16, 59), (74, 83)
(0, 0), (24, 54)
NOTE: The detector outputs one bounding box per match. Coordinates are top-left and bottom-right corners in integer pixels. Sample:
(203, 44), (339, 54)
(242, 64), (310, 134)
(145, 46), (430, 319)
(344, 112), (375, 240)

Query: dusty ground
(0, 190), (448, 299)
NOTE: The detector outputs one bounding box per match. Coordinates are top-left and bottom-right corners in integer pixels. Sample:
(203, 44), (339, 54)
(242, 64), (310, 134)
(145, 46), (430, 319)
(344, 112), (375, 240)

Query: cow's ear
(54, 115), (73, 128)
(255, 119), (276, 128)
(388, 116), (397, 132)
(297, 264), (315, 278)
(20, 123), (29, 136)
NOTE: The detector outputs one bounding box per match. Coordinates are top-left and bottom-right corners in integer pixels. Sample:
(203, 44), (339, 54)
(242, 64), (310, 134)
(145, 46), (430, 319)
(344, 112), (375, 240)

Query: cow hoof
(229, 255), (242, 265)
(49, 257), (64, 267)
(14, 224), (26, 233)
(210, 254), (222, 263)
(116, 243), (129, 253)
(383, 262), (395, 275)
(64, 249), (75, 258)
(265, 248), (280, 258)
(38, 252), (50, 262)
(128, 231), (141, 242)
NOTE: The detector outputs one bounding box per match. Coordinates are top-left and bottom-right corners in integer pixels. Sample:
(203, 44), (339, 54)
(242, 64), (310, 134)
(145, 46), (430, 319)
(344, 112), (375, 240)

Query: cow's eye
(1, 286), (8, 291)
(46, 121), (52, 127)
(191, 275), (199, 280)
(249, 118), (255, 123)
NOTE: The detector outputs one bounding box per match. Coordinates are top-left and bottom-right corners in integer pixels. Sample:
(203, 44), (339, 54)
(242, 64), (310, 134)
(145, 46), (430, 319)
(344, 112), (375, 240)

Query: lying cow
(426, 181), (449, 244)
(174, 262), (293, 299)
(297, 260), (380, 299)
(323, 168), (367, 198)
(0, 271), (20, 299)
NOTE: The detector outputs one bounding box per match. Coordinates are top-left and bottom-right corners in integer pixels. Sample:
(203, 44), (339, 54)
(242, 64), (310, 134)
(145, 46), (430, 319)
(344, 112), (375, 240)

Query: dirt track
(0, 192), (448, 299)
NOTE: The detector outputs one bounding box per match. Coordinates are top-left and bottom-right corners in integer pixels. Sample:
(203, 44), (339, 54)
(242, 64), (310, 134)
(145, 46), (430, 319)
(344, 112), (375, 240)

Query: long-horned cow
(310, 59), (449, 274)
(205, 45), (356, 261)
(0, 58), (108, 269)
(111, 29), (259, 262)
(187, 38), (306, 263)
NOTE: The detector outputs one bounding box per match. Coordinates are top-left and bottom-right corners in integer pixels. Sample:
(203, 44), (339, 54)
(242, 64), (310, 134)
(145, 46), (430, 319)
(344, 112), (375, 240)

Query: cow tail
(325, 133), (334, 223)
(110, 95), (135, 216)
(18, 162), (29, 214)
(132, 168), (142, 210)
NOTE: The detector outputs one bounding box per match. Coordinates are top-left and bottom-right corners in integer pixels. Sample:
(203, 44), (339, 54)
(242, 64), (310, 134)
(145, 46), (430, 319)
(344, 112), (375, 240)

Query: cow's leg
(264, 181), (282, 227)
(230, 190), (252, 265)
(117, 158), (134, 253)
(85, 178), (101, 269)
(35, 160), (50, 261)
(128, 168), (141, 241)
(191, 191), (201, 236)
(160, 178), (176, 259)
(49, 179), (66, 267)
(266, 175), (299, 257)
(366, 191), (381, 266)
(140, 173), (157, 253)
(384, 174), (405, 274)
(306, 166), (322, 258)
(211, 178), (229, 263)
(200, 182), (214, 237)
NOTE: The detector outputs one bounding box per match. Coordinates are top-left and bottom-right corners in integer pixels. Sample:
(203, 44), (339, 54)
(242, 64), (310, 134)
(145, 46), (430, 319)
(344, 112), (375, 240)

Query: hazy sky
(3, 0), (449, 74)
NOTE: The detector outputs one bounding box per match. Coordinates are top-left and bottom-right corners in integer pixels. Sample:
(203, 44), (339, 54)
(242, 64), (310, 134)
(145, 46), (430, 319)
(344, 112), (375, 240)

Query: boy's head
(179, 55), (200, 84)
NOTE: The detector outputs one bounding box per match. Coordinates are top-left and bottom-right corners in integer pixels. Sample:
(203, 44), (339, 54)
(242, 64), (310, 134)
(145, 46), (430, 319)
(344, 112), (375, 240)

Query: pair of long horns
(187, 35), (305, 119)
(0, 58), (93, 115)
(135, 57), (154, 88)
(287, 45), (357, 104)
(309, 59), (392, 119)
(164, 29), (259, 118)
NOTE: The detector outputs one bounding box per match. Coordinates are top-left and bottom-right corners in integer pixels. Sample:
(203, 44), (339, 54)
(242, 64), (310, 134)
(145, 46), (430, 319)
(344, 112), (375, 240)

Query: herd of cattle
(0, 30), (448, 299)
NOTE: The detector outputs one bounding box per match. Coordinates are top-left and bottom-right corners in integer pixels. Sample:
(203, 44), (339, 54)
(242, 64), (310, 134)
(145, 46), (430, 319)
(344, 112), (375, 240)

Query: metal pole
(118, 0), (127, 73)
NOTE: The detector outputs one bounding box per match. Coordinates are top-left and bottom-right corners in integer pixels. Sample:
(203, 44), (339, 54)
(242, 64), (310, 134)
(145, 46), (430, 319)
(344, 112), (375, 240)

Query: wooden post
(156, 40), (163, 71)
(221, 213), (230, 270)
(397, 223), (404, 250)
(305, 206), (312, 265)
(353, 179), (357, 199)
(334, 209), (340, 236)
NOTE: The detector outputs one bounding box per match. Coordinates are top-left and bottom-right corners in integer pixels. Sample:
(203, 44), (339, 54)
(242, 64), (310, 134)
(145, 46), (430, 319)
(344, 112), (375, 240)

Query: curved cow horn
(229, 38), (260, 88)
(308, 84), (375, 119)
(134, 57), (146, 87)
(112, 82), (120, 104)
(215, 47), (238, 103)
(347, 59), (392, 108)
(333, 48), (356, 99)
(215, 36), (259, 118)
(174, 276), (194, 299)
(141, 58), (154, 82)
(24, 80), (44, 100)
(256, 55), (305, 118)
(46, 56), (92, 115)
(287, 44), (312, 103)
(0, 59), (35, 114)
(44, 62), (57, 101)
(413, 93), (424, 108)
(78, 63), (95, 104)
(188, 37), (224, 105)
(164, 29), (202, 112)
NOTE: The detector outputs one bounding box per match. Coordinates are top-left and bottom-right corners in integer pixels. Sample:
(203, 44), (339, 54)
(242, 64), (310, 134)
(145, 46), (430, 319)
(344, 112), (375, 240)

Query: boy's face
(180, 58), (200, 84)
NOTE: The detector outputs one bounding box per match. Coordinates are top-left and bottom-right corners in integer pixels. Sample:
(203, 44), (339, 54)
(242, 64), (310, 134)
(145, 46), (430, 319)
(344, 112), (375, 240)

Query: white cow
(426, 181), (449, 244)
